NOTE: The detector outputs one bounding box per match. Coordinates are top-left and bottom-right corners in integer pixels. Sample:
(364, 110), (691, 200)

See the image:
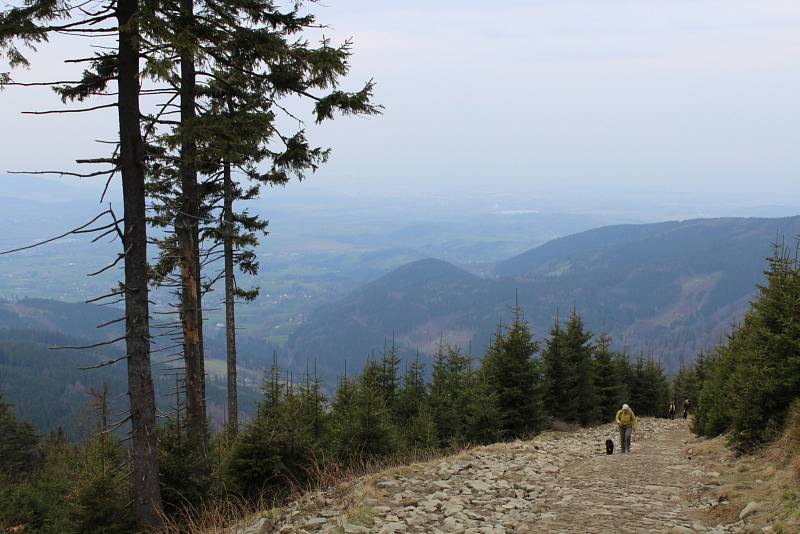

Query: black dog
(605, 439), (614, 455)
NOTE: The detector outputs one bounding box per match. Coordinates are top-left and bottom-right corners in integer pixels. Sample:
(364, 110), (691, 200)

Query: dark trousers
(619, 426), (632, 452)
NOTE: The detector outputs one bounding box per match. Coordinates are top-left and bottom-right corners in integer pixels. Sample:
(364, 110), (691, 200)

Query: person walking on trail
(668, 400), (676, 420)
(615, 404), (637, 453)
(682, 399), (691, 419)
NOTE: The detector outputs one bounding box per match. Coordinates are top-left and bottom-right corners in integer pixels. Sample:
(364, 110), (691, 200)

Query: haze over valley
(3, 174), (799, 433)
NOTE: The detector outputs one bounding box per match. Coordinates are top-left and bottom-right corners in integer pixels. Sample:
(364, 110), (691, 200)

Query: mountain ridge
(496, 216), (798, 278)
(4, 215), (800, 432)
(287, 215), (800, 376)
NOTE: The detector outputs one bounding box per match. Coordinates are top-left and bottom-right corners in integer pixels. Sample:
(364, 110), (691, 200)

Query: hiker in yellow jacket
(615, 404), (637, 453)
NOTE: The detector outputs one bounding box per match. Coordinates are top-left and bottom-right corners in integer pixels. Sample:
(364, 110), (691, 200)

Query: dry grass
(770, 401), (800, 533)
(329, 449), (460, 526)
(776, 400), (800, 470)
(304, 449), (444, 496)
(156, 493), (282, 534)
(160, 449), (449, 533)
(688, 403), (800, 533)
(549, 420), (581, 433)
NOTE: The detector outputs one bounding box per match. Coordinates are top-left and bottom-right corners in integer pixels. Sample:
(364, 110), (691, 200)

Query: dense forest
(0, 305), (674, 531)
(675, 243), (800, 452)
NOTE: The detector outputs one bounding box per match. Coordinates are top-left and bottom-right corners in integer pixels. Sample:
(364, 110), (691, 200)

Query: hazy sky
(2, 0), (799, 206)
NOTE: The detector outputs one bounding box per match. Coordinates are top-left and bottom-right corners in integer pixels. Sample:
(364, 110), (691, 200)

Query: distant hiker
(615, 403), (637, 453)
(682, 399), (691, 419)
(668, 400), (676, 420)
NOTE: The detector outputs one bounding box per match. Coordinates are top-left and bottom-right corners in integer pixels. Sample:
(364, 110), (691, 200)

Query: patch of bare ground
(687, 406), (800, 534)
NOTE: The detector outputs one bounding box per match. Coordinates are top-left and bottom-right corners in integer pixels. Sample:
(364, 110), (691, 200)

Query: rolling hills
(4, 215), (800, 434)
(286, 216), (800, 377)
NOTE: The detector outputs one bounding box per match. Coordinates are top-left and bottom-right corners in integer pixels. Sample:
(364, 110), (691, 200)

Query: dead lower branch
(0, 210), (112, 255)
(51, 335), (127, 350)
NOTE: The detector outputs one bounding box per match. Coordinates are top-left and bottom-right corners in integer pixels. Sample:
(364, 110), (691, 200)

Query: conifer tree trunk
(195, 236), (205, 411)
(223, 160), (238, 436)
(177, 0), (206, 444)
(117, 0), (164, 524)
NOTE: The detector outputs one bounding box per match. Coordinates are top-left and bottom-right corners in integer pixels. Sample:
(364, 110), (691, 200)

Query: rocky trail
(248, 419), (746, 533)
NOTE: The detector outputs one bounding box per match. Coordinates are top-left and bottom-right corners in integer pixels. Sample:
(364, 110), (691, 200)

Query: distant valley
(287, 216), (800, 377)
(0, 299), (263, 438)
(0, 205), (800, 436)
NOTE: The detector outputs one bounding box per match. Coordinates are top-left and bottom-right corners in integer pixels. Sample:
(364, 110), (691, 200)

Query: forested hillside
(5, 216), (798, 436)
(0, 300), (262, 437)
(288, 216), (800, 376)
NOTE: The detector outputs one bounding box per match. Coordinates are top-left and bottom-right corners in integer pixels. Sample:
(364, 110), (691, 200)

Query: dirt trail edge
(250, 419), (742, 534)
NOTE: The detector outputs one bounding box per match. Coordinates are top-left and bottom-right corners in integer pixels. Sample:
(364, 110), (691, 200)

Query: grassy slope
(687, 406), (800, 533)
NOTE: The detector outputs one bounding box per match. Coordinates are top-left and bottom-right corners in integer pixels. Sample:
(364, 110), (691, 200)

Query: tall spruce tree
(628, 355), (669, 416)
(694, 346), (733, 438)
(614, 351), (633, 406)
(143, 0), (379, 443)
(429, 341), (455, 446)
(672, 365), (696, 409)
(1, 2), (164, 525)
(463, 368), (502, 444)
(481, 305), (543, 438)
(562, 309), (596, 425)
(396, 351), (427, 427)
(542, 315), (569, 417)
(693, 245), (800, 449)
(429, 342), (475, 447)
(628, 355), (648, 413)
(396, 351), (437, 448)
(644, 357), (670, 416)
(673, 350), (710, 414)
(377, 339), (402, 417)
(592, 335), (624, 422)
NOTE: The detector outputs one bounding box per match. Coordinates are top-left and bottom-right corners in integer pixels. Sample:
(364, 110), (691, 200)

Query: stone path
(533, 419), (711, 533)
(256, 419), (740, 533)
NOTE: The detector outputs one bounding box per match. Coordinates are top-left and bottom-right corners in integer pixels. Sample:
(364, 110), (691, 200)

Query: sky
(2, 0), (800, 211)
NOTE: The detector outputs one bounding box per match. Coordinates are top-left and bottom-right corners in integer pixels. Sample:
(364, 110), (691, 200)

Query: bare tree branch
(21, 102), (117, 115)
(51, 335), (127, 350)
(79, 354), (128, 370)
(0, 210), (112, 255)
